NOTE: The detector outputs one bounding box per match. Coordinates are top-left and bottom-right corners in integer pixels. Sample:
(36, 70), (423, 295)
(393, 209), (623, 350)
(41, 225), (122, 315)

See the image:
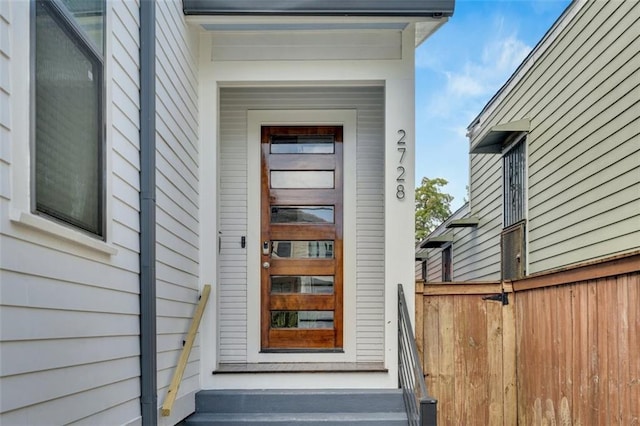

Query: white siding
(211, 31), (402, 61)
(219, 87), (385, 362)
(154, 0), (200, 421)
(468, 0), (640, 275)
(0, 1), (142, 424)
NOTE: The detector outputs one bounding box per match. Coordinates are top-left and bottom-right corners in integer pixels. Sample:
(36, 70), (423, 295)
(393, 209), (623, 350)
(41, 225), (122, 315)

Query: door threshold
(213, 362), (387, 374)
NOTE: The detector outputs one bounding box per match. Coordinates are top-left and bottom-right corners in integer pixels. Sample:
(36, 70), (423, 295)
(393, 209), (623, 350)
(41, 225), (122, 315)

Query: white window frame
(8, 0), (115, 255)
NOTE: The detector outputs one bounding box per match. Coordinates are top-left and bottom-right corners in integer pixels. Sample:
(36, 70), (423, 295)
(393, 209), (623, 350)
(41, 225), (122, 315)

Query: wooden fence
(514, 270), (639, 425)
(416, 253), (640, 425)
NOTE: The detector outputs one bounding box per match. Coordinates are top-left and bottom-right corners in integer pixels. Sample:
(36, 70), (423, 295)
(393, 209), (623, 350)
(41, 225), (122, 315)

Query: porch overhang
(446, 217), (479, 228)
(419, 233), (453, 249)
(183, 0), (455, 17)
(470, 118), (530, 154)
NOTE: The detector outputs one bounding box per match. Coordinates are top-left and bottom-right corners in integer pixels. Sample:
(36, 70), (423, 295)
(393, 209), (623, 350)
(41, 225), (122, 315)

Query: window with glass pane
(271, 276), (334, 294)
(270, 311), (334, 329)
(270, 135), (334, 154)
(34, 0), (105, 237)
(503, 137), (526, 228)
(271, 241), (334, 259)
(270, 171), (334, 189)
(271, 206), (334, 223)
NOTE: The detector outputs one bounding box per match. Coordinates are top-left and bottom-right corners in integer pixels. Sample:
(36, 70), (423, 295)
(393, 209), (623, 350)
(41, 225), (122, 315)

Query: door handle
(262, 262), (270, 269)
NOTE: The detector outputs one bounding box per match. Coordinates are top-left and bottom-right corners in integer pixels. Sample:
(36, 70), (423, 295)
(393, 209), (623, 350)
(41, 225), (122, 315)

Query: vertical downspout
(139, 0), (156, 424)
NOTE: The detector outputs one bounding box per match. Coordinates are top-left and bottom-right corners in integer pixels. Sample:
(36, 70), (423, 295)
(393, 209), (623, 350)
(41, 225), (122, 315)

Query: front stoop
(183, 389), (408, 425)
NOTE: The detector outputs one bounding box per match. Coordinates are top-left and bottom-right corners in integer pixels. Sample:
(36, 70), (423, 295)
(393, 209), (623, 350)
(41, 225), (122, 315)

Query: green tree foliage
(415, 177), (453, 242)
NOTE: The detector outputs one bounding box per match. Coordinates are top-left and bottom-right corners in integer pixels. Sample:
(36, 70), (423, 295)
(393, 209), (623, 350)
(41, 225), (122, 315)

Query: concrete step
(194, 389), (406, 414)
(183, 389), (408, 426)
(184, 412), (408, 425)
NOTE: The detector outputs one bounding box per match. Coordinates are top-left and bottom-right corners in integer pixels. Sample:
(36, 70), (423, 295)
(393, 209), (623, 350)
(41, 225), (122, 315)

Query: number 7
(397, 147), (406, 163)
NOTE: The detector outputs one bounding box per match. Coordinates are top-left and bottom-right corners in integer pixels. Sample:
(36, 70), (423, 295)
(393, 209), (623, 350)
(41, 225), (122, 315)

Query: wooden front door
(260, 126), (343, 350)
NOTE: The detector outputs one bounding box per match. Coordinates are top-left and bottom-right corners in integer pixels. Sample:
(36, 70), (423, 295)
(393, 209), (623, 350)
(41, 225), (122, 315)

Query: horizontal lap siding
(0, 1), (142, 424)
(154, 0), (201, 413)
(219, 87), (385, 362)
(469, 0), (640, 276)
(461, 153), (501, 281)
(354, 90), (385, 361)
(526, 0), (640, 272)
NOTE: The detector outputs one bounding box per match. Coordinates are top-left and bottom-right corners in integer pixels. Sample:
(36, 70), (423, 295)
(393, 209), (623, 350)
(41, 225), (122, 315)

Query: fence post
(420, 398), (438, 426)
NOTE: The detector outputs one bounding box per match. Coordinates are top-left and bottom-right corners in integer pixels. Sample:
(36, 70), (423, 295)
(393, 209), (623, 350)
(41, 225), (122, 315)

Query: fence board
(486, 300), (503, 425)
(439, 296), (455, 425)
(629, 273), (640, 424)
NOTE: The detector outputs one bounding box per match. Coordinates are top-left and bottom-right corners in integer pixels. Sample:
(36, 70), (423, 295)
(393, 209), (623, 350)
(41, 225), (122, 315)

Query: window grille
(502, 137), (526, 228)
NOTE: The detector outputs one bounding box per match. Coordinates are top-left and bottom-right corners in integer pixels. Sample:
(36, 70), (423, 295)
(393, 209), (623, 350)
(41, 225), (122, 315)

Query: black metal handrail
(398, 284), (437, 426)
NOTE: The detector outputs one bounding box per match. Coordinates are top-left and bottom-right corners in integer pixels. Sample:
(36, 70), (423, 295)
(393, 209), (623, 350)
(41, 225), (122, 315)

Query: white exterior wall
(154, 2), (201, 424)
(217, 87), (385, 364)
(466, 0), (640, 278)
(198, 22), (420, 389)
(1, 1), (202, 423)
(0, 1), (142, 425)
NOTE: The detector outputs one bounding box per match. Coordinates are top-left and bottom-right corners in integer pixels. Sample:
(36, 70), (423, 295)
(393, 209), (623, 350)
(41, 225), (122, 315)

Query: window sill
(10, 210), (118, 256)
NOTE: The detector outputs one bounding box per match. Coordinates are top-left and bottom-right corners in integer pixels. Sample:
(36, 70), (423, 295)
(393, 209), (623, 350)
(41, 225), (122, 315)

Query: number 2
(397, 166), (405, 182)
(397, 129), (406, 145)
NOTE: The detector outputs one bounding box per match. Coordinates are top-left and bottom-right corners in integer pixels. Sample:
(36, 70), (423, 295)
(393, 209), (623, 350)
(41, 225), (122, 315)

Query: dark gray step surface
(194, 389), (406, 414)
(184, 389), (409, 425)
(184, 412), (408, 425)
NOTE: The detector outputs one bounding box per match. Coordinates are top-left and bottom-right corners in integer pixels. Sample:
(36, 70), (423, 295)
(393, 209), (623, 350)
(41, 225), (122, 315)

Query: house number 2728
(396, 129), (407, 199)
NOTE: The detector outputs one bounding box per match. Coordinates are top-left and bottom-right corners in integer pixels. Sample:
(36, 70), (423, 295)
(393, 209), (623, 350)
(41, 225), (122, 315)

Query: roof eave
(183, 0), (455, 18)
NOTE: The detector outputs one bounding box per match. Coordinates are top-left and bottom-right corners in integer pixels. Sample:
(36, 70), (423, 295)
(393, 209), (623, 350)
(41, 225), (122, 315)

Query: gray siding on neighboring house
(154, 0), (200, 418)
(219, 87), (385, 363)
(0, 0), (9, 201)
(462, 153), (502, 280)
(0, 1), (142, 424)
(418, 157), (503, 285)
(470, 0), (640, 275)
(525, 0), (640, 272)
(415, 203), (498, 283)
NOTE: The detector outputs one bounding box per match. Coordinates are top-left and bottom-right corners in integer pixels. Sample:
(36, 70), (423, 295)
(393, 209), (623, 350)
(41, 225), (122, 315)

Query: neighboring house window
(502, 136), (526, 228)
(33, 0), (105, 237)
(441, 245), (452, 282)
(421, 260), (427, 281)
(502, 135), (527, 280)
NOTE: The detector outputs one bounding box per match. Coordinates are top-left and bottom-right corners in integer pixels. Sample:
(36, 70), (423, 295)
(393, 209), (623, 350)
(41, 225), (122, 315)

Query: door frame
(246, 109), (357, 363)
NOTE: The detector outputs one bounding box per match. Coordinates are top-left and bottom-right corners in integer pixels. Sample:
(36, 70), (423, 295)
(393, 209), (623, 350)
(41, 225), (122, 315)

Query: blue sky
(415, 0), (572, 211)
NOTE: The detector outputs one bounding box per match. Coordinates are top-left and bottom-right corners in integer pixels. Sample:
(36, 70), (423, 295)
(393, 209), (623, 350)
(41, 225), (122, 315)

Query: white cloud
(447, 72), (486, 97)
(484, 35), (531, 77)
(423, 30), (532, 119)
